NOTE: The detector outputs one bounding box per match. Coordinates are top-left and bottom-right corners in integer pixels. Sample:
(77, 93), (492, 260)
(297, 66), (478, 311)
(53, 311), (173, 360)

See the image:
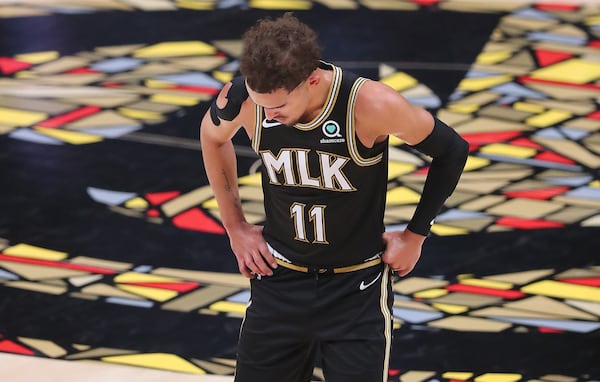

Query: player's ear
(307, 70), (320, 86)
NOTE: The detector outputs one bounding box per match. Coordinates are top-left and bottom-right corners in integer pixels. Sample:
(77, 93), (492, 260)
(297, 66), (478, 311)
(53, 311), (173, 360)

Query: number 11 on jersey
(290, 202), (328, 244)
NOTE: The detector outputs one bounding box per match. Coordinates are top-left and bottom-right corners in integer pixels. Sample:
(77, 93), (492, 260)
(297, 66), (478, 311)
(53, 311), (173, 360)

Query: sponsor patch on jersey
(320, 120), (345, 144)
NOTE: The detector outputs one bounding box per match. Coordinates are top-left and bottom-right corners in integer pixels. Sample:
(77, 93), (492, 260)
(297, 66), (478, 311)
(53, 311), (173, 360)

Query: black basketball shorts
(235, 261), (393, 382)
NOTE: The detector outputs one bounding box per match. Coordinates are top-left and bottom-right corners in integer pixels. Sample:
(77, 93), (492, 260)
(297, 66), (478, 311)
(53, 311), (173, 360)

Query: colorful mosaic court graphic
(1, 0), (599, 379)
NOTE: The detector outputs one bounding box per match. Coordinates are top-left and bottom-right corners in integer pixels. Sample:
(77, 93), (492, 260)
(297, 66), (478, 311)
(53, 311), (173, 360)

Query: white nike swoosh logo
(359, 272), (382, 291)
(262, 119), (283, 128)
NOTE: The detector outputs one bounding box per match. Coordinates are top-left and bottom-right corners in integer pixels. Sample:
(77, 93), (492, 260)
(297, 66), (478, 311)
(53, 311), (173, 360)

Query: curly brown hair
(240, 13), (321, 93)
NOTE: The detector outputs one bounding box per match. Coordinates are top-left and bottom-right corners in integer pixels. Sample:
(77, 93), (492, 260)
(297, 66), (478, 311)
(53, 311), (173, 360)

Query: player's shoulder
(354, 77), (408, 117)
(211, 75), (255, 126)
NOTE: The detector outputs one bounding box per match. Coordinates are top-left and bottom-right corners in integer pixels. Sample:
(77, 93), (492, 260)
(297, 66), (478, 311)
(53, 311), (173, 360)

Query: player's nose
(264, 109), (279, 121)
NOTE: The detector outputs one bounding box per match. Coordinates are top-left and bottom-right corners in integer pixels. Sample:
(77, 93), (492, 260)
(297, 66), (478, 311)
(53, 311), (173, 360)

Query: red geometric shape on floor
(560, 277), (600, 287)
(408, 0), (439, 6)
(535, 2), (579, 11)
(445, 284), (525, 299)
(121, 281), (200, 292)
(587, 110), (600, 120)
(589, 40), (600, 49)
(535, 151), (575, 165)
(172, 208), (225, 234)
(0, 254), (117, 274)
(145, 191), (181, 205)
(67, 67), (100, 74)
(175, 85), (220, 96)
(534, 49), (573, 67)
(414, 166), (429, 175)
(503, 186), (569, 200)
(496, 217), (564, 230)
(146, 209), (160, 217)
(0, 340), (35, 355)
(0, 57), (32, 75)
(539, 327), (564, 333)
(37, 106), (102, 128)
(510, 138), (542, 149)
(388, 369), (401, 376)
(462, 131), (521, 145)
(519, 76), (600, 91)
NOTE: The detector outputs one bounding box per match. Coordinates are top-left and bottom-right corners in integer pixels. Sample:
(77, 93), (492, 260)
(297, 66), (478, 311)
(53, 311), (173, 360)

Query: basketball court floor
(1, 1), (599, 381)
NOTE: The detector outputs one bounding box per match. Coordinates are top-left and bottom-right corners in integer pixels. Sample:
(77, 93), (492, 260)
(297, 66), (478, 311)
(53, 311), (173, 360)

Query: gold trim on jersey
(294, 63), (342, 131)
(346, 77), (384, 166)
(380, 265), (392, 382)
(251, 104), (262, 153)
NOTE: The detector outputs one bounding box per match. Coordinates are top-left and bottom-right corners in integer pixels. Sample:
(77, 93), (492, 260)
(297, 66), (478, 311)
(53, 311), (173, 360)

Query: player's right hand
(227, 223), (277, 278)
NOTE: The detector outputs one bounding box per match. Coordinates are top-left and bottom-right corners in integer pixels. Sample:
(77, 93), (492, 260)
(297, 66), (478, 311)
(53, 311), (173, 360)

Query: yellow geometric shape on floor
(209, 301), (247, 314)
(389, 135), (404, 146)
(115, 272), (178, 283)
(432, 303), (469, 314)
(134, 41), (216, 58)
(458, 75), (512, 92)
(381, 72), (418, 92)
(413, 288), (448, 299)
(388, 162), (416, 179)
(430, 224), (469, 236)
(463, 156), (490, 171)
(0, 107), (47, 127)
(249, 0), (312, 10)
(525, 110), (572, 128)
(15, 51), (59, 64)
(448, 104), (480, 114)
(476, 51), (511, 65)
(531, 59), (600, 84)
(521, 280), (600, 302)
(460, 278), (513, 290)
(202, 198), (219, 209)
(238, 173), (262, 186)
(150, 94), (199, 106)
(480, 143), (536, 158)
(144, 79), (173, 89)
(102, 353), (205, 374)
(513, 102), (545, 114)
(34, 127), (103, 144)
(213, 70), (234, 84)
(176, 0), (214, 10)
(443, 372), (474, 380)
(3, 243), (67, 261)
(117, 285), (178, 302)
(386, 186), (421, 205)
(118, 107), (163, 120)
(124, 197), (148, 209)
(475, 373), (522, 382)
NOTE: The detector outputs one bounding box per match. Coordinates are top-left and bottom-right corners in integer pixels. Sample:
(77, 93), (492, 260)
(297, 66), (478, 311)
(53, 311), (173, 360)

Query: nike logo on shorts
(262, 119), (283, 128)
(359, 272), (382, 291)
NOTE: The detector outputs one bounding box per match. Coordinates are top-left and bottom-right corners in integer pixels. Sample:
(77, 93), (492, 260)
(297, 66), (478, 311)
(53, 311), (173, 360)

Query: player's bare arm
(354, 79), (469, 275)
(200, 80), (276, 278)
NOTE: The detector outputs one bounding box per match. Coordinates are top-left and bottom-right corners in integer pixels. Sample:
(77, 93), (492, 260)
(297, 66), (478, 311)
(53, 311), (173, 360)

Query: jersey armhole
(346, 77), (384, 167)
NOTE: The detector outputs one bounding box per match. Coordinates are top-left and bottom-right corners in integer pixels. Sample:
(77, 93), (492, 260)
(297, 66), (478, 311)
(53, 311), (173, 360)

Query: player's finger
(251, 252), (273, 276)
(236, 257), (255, 279)
(258, 243), (278, 269)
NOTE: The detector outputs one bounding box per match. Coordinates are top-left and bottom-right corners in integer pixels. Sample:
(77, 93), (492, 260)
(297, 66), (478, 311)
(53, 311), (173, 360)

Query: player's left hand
(381, 229), (426, 276)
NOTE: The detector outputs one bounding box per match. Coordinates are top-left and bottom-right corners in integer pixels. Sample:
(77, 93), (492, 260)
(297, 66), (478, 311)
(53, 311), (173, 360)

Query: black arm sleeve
(406, 117), (469, 236)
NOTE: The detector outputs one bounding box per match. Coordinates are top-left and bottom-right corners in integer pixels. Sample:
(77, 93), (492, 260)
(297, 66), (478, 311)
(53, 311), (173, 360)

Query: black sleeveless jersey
(249, 62), (389, 267)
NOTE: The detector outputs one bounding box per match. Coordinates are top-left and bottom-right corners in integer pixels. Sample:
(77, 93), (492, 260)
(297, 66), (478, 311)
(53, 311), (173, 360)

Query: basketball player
(200, 13), (468, 382)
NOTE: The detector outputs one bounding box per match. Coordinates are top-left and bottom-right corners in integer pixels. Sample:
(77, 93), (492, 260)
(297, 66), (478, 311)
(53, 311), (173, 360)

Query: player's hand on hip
(228, 223), (277, 278)
(381, 229), (426, 277)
